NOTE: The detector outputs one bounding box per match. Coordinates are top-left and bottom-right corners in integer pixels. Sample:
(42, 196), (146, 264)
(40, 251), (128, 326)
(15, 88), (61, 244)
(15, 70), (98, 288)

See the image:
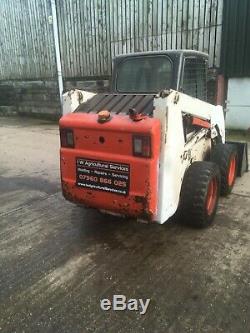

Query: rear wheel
(179, 161), (221, 228)
(211, 143), (238, 196)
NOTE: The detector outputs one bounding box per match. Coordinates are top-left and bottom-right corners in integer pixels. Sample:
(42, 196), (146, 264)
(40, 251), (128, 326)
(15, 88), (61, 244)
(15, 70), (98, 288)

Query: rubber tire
(211, 143), (238, 196)
(179, 161), (221, 228)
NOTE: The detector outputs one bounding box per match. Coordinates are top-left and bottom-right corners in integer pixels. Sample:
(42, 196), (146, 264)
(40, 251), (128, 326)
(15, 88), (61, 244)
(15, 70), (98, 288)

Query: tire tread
(179, 161), (221, 228)
(211, 143), (238, 195)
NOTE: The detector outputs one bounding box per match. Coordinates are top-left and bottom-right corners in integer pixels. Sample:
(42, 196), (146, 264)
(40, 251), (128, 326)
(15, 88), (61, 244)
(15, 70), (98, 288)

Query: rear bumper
(61, 178), (154, 220)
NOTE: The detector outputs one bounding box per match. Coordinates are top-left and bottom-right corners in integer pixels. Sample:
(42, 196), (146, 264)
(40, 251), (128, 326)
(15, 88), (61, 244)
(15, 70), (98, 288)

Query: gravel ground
(0, 117), (250, 333)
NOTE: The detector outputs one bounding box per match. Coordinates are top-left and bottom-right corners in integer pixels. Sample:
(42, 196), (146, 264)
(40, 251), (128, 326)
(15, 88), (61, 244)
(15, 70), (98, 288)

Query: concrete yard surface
(0, 117), (250, 333)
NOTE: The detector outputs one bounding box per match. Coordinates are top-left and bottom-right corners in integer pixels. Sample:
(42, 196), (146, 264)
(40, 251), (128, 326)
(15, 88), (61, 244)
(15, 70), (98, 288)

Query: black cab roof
(113, 49), (209, 61)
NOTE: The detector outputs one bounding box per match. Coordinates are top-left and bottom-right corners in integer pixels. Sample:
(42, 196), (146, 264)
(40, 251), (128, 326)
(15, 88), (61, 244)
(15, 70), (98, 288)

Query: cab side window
(182, 57), (207, 101)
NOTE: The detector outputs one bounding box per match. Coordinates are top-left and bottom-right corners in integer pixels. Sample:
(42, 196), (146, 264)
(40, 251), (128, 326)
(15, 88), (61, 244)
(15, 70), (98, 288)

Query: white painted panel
(226, 78), (250, 130)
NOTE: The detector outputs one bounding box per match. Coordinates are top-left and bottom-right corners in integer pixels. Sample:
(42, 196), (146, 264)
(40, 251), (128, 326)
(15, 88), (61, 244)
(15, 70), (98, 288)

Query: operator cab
(112, 50), (209, 102)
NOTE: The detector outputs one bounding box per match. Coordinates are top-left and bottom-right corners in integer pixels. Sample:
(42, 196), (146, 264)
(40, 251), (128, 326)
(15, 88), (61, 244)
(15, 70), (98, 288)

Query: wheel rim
(228, 156), (236, 186)
(206, 177), (218, 216)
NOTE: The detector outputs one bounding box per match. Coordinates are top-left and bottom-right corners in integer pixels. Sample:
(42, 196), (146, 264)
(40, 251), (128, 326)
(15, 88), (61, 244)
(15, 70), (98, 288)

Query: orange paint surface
(59, 112), (161, 220)
(192, 117), (210, 129)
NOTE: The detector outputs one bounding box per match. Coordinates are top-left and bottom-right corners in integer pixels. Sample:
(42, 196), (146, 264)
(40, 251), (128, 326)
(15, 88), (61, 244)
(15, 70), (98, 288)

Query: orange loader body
(60, 112), (161, 220)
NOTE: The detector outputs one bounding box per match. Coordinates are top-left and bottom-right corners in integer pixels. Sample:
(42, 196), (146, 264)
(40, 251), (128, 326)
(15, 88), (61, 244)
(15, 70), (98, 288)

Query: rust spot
(139, 179), (154, 221)
(138, 210), (153, 221)
(61, 181), (75, 202)
(134, 196), (146, 203)
(61, 181), (88, 205)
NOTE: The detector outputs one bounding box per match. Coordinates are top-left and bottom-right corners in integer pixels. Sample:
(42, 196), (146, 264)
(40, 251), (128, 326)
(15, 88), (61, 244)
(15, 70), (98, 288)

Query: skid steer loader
(59, 50), (248, 227)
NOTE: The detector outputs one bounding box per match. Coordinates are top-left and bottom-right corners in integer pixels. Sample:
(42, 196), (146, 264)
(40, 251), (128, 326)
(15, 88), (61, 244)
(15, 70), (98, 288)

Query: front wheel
(211, 143), (238, 196)
(179, 161), (221, 228)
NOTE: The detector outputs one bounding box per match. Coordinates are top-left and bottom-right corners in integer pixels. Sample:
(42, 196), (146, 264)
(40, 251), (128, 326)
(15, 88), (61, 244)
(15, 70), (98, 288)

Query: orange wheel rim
(206, 178), (218, 216)
(228, 156), (236, 186)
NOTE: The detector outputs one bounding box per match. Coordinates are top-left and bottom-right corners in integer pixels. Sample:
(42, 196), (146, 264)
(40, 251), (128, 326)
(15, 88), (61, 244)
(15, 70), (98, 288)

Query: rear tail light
(60, 128), (74, 148)
(133, 135), (151, 158)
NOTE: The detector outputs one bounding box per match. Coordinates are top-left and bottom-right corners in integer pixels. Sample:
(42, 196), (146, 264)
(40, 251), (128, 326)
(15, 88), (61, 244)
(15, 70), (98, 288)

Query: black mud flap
(226, 141), (249, 176)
